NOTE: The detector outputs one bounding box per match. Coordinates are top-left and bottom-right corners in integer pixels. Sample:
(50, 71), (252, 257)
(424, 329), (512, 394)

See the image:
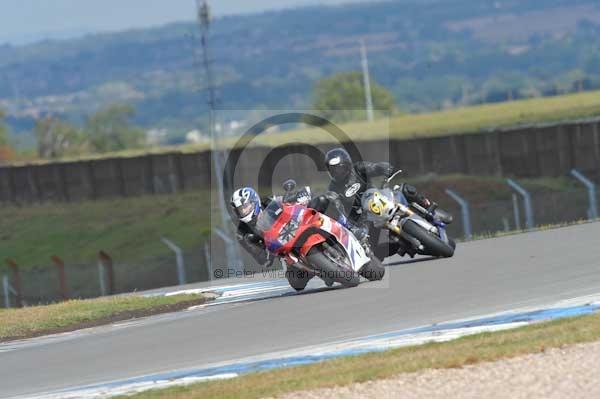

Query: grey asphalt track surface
(2, 222), (600, 398)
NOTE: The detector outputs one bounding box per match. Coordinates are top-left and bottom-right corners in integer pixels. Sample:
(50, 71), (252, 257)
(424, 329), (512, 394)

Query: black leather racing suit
(312, 161), (435, 258)
(235, 215), (272, 267)
(315, 162), (437, 221)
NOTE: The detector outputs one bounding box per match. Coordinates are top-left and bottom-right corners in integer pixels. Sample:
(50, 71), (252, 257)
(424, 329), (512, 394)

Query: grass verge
(0, 190), (212, 269)
(0, 293), (204, 341)
(125, 310), (600, 399)
(252, 90), (600, 148)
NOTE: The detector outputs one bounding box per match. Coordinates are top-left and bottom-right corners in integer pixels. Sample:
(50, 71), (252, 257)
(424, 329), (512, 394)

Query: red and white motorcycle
(256, 182), (385, 291)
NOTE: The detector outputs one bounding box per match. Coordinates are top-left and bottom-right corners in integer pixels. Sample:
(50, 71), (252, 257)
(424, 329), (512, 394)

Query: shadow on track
(207, 257), (440, 309)
(385, 256), (438, 267)
(208, 281), (347, 308)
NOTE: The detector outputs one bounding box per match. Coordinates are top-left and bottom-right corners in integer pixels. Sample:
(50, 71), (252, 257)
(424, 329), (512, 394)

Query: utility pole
(360, 39), (374, 122)
(196, 1), (241, 274)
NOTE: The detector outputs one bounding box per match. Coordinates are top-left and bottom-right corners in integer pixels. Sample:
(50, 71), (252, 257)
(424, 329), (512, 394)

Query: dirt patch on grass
(0, 296), (206, 343)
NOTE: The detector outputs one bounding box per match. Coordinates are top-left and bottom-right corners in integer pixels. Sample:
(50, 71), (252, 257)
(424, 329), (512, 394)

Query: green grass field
(0, 191), (212, 270)
(250, 90), (600, 148)
(0, 293), (203, 340)
(125, 310), (600, 399)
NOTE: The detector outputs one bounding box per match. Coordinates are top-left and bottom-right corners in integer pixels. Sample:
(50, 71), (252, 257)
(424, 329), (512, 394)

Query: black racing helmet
(325, 148), (352, 184)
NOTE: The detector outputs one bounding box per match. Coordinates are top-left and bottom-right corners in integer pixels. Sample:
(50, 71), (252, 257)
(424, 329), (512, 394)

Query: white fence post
(204, 242), (213, 281)
(570, 169), (598, 220)
(502, 217), (510, 232)
(214, 228), (234, 245)
(214, 227), (243, 273)
(508, 179), (534, 229)
(161, 237), (187, 285)
(97, 261), (107, 296)
(445, 189), (472, 239)
(512, 193), (521, 230)
(3, 275), (10, 309)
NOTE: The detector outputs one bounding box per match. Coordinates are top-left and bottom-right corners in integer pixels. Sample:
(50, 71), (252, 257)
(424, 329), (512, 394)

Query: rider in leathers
(311, 148), (452, 259)
(232, 186), (311, 263)
(231, 185), (322, 291)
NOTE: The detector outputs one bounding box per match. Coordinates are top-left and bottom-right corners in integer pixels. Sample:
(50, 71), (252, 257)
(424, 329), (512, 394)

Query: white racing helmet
(231, 187), (262, 224)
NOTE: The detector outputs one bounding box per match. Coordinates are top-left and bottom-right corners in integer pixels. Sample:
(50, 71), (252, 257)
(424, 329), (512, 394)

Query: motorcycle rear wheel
(306, 246), (360, 288)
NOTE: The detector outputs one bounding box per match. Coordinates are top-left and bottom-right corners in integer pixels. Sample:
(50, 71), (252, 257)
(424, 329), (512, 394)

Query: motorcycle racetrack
(2, 222), (600, 398)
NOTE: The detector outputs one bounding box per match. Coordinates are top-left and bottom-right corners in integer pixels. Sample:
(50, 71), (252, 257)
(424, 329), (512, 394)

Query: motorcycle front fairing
(393, 190), (410, 207)
(258, 201), (369, 273)
(259, 202), (324, 256)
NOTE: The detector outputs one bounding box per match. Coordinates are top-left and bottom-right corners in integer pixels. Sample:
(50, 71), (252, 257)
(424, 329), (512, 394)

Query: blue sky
(1, 0), (364, 44)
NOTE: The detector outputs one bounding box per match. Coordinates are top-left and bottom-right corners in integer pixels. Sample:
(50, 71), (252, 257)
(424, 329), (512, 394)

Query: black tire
(402, 220), (455, 258)
(360, 257), (386, 281)
(286, 266), (313, 291)
(448, 238), (457, 250)
(306, 247), (360, 288)
(373, 241), (403, 261)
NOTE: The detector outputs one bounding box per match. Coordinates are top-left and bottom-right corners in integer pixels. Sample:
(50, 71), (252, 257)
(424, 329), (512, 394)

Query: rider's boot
(425, 201), (453, 224)
(401, 184), (454, 225)
(433, 207), (453, 224)
(414, 198), (453, 225)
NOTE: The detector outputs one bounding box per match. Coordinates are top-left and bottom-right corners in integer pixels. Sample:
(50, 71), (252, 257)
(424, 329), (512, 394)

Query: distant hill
(1, 0), (600, 144)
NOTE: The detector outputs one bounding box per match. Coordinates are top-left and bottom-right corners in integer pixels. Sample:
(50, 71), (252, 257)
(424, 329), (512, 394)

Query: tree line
(0, 70), (394, 163)
(0, 66), (594, 163)
(0, 104), (145, 162)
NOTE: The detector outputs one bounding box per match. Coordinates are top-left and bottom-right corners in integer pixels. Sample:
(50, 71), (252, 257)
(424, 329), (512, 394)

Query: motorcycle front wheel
(285, 265), (314, 291)
(306, 246), (360, 288)
(402, 220), (455, 258)
(359, 257), (386, 281)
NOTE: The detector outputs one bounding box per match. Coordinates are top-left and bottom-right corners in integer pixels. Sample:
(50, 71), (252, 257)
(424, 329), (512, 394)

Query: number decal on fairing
(369, 201), (381, 215)
(368, 191), (383, 215)
(344, 229), (369, 271)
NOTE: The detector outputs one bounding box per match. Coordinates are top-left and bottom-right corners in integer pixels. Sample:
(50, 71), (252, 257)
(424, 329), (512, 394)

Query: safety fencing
(1, 246), (212, 308)
(440, 175), (597, 240)
(2, 173), (599, 308)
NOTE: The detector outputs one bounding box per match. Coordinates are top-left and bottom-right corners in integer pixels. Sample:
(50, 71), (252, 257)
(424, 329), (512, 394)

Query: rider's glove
(295, 186), (312, 206)
(245, 233), (263, 245)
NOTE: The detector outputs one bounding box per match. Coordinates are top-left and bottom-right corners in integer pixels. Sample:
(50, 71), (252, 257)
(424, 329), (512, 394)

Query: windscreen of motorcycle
(256, 201), (284, 234)
(361, 188), (396, 225)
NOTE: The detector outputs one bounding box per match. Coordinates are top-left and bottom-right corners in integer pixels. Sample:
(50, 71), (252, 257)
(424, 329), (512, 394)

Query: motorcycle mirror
(282, 179), (297, 192)
(385, 170), (403, 184)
